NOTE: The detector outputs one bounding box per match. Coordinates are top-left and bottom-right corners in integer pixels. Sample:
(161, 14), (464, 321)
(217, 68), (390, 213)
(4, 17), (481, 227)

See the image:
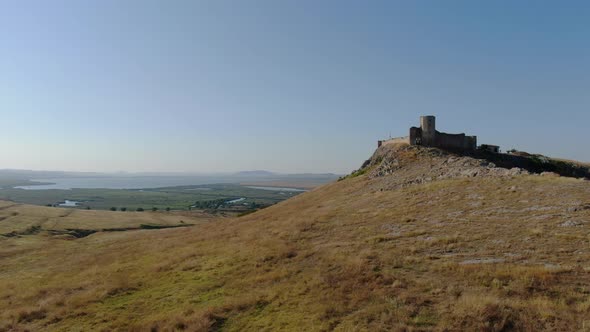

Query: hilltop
(1, 144), (589, 331)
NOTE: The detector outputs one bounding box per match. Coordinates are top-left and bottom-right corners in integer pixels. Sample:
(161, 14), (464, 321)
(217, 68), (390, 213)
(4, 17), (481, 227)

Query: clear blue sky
(2, 1), (589, 173)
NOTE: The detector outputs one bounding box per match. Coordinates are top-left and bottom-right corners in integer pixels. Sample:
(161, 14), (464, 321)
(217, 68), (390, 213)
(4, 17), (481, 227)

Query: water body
(59, 200), (80, 207)
(15, 176), (241, 190)
(246, 186), (307, 192)
(13, 176), (324, 191)
(226, 198), (246, 204)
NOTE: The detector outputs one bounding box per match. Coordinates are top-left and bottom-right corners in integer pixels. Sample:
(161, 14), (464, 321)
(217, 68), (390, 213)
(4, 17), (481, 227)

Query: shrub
(350, 168), (368, 178)
(17, 308), (47, 323)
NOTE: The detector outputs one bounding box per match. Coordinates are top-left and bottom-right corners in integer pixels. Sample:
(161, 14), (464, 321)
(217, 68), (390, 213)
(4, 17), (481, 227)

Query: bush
(136, 207), (144, 212)
(120, 207), (127, 212)
(349, 168), (368, 178)
(110, 207), (117, 211)
(166, 207), (171, 212)
(152, 207), (158, 212)
(17, 308), (47, 323)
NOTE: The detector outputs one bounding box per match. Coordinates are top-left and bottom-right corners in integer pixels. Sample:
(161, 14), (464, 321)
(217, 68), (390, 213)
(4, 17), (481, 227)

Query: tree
(165, 207), (171, 212)
(152, 207), (158, 212)
(120, 207), (127, 212)
(86, 206), (91, 210)
(110, 207), (117, 211)
(136, 207), (144, 212)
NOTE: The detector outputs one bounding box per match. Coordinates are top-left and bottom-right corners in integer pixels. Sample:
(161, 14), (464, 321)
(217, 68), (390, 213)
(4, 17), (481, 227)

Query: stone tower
(420, 115), (436, 146)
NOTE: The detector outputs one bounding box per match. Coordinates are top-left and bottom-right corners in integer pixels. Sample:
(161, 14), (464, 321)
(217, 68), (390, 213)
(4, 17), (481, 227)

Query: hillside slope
(1, 144), (589, 331)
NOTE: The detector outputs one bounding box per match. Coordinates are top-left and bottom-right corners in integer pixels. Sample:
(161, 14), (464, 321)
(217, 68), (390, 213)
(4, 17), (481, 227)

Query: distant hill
(234, 170), (276, 177)
(235, 170), (340, 178)
(1, 144), (589, 331)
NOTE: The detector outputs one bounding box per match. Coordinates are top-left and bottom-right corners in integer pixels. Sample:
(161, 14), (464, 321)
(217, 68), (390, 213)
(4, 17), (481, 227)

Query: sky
(2, 0), (589, 174)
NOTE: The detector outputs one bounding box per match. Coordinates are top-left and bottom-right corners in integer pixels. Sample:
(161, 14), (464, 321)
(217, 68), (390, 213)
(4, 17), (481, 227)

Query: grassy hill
(1, 144), (589, 331)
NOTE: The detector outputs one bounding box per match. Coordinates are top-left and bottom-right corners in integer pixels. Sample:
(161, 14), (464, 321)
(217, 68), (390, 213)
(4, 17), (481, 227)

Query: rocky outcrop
(358, 143), (590, 185)
(359, 144), (529, 189)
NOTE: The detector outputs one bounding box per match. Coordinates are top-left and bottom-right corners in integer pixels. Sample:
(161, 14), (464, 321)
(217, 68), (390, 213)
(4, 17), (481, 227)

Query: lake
(226, 198), (246, 204)
(15, 176), (243, 190)
(59, 200), (80, 207)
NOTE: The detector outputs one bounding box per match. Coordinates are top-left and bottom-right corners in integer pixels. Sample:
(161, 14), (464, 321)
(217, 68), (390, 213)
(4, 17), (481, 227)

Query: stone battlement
(378, 116), (482, 152)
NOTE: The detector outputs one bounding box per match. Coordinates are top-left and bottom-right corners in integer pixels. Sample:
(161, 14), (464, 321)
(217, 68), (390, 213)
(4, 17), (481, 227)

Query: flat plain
(0, 184), (303, 212)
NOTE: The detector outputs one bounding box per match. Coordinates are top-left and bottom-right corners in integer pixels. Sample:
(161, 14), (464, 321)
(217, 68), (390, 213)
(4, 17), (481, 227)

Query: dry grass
(1, 147), (589, 331)
(0, 204), (216, 236)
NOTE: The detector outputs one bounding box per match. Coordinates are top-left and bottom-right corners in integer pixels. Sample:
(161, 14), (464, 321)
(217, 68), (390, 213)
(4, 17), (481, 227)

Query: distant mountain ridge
(234, 170), (276, 176)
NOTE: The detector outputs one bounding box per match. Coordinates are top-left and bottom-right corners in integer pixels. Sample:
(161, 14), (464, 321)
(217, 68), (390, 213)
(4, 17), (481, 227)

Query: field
(0, 184), (303, 212)
(1, 145), (589, 331)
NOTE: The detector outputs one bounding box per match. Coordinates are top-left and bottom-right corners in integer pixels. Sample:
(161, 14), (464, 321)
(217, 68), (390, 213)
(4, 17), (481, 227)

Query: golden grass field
(1, 145), (589, 331)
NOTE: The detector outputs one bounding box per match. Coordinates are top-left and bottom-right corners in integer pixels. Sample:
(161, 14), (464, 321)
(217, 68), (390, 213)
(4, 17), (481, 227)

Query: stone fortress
(378, 116), (499, 153)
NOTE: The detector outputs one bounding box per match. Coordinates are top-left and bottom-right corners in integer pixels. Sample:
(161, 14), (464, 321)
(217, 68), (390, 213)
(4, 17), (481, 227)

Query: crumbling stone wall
(435, 131), (477, 151)
(378, 116), (477, 152)
(397, 116), (478, 151)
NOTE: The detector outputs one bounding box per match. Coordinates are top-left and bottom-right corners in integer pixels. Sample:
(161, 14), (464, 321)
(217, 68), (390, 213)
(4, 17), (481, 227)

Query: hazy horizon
(3, 1), (590, 174)
(0, 168), (340, 176)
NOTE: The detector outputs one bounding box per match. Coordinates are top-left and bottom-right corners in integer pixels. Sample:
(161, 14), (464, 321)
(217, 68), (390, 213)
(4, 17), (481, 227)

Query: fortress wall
(435, 132), (469, 151)
(420, 116), (436, 146)
(378, 116), (477, 151)
(464, 136), (477, 150)
(409, 127), (421, 145)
